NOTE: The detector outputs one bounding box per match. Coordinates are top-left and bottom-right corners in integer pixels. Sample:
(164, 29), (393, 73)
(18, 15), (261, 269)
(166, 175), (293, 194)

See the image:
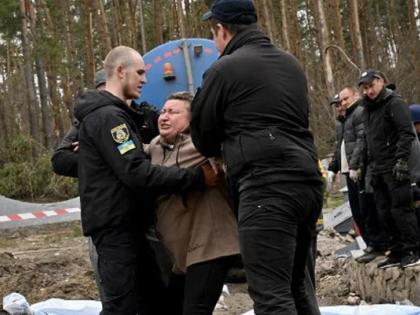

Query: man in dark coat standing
(360, 69), (420, 269)
(190, 1), (323, 314)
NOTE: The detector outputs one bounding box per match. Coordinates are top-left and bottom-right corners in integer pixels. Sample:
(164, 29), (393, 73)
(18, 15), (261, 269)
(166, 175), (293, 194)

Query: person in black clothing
(51, 69), (108, 302)
(190, 1), (323, 314)
(52, 70), (107, 177)
(74, 45), (216, 315)
(329, 87), (388, 263)
(359, 69), (420, 269)
(410, 104), (420, 141)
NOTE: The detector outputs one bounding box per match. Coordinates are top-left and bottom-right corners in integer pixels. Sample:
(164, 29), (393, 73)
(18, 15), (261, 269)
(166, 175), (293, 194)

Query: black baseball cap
(202, 0), (257, 24)
(357, 69), (382, 86)
(330, 94), (340, 106)
(94, 69), (106, 88)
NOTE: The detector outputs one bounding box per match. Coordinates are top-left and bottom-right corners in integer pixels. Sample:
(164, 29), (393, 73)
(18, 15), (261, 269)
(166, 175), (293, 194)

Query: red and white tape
(0, 208), (81, 222)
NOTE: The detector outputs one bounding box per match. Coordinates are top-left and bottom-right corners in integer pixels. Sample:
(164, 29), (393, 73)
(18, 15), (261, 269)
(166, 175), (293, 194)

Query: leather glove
(349, 169), (361, 182)
(393, 158), (411, 181)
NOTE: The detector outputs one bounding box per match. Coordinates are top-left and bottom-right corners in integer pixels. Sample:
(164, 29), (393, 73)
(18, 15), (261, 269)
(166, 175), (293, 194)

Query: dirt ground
(0, 221), (353, 314)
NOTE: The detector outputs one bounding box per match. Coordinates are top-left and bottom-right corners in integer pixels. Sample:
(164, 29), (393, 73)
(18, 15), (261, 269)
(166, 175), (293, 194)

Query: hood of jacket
(220, 24), (271, 58)
(74, 90), (128, 122)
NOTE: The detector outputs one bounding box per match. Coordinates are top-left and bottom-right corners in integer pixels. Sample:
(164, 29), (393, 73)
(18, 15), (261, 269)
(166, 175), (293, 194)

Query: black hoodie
(363, 88), (415, 174)
(191, 27), (321, 186)
(74, 90), (203, 236)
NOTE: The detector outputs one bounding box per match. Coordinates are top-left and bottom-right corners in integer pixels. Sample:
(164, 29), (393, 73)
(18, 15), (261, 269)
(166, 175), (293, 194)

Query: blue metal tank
(134, 38), (219, 109)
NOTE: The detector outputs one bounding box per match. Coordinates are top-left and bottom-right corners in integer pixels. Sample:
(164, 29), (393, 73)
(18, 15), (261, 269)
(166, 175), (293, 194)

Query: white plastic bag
(3, 293), (32, 315)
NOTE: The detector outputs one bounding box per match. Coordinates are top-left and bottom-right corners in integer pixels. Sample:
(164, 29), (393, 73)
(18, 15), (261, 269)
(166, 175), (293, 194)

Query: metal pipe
(181, 39), (195, 94)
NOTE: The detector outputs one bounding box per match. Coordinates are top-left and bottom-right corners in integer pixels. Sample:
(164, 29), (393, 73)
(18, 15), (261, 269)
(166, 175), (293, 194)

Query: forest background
(0, 0), (419, 201)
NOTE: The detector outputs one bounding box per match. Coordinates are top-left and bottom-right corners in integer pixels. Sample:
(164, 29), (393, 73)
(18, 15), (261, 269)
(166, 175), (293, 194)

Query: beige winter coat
(146, 133), (239, 273)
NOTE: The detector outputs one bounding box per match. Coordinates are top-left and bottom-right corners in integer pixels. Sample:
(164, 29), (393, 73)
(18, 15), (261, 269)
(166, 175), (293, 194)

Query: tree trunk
(261, 0), (275, 43)
(46, 64), (64, 146)
(331, 0), (345, 48)
(112, 0), (123, 45)
(315, 0), (335, 96)
(20, 0), (39, 156)
(154, 0), (164, 44)
(350, 0), (366, 69)
(288, 0), (304, 62)
(124, 1), (136, 47)
(280, 0), (291, 51)
(176, 0), (186, 38)
(139, 0), (147, 53)
(81, 0), (95, 86)
(96, 0), (113, 56)
(31, 0), (52, 150)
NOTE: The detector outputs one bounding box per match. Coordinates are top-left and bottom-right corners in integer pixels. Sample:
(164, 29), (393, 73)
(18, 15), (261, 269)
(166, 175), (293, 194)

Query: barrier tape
(0, 208), (81, 222)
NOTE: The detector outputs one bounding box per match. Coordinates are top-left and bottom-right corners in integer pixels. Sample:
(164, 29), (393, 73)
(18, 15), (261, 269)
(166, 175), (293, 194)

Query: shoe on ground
(356, 251), (384, 264)
(364, 246), (375, 254)
(401, 252), (420, 268)
(377, 255), (401, 269)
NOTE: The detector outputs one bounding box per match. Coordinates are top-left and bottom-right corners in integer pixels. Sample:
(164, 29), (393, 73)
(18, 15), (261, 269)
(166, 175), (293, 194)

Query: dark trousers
(358, 191), (389, 250)
(168, 255), (235, 315)
(346, 174), (365, 235)
(372, 173), (419, 256)
(346, 175), (388, 250)
(93, 229), (169, 315)
(237, 180), (323, 315)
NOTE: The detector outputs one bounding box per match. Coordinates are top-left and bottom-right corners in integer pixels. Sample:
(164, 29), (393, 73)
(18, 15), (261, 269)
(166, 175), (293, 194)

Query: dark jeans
(372, 173), (419, 256)
(237, 180), (323, 315)
(87, 237), (106, 302)
(168, 255), (235, 315)
(93, 229), (169, 315)
(346, 174), (388, 250)
(346, 174), (365, 235)
(358, 191), (389, 250)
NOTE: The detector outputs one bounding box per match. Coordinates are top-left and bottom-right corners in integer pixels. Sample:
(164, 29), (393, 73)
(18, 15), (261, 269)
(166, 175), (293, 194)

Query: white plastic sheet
(30, 299), (101, 315)
(243, 304), (420, 315)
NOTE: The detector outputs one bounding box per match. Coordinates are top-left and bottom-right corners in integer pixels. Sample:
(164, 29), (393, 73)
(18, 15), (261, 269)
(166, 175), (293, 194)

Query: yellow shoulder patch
(111, 123), (130, 144)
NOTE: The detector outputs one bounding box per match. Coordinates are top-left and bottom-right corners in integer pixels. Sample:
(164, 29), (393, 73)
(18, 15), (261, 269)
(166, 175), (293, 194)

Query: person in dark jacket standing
(74, 45), (216, 315)
(51, 70), (108, 302)
(360, 69), (420, 269)
(329, 87), (388, 263)
(190, 1), (323, 314)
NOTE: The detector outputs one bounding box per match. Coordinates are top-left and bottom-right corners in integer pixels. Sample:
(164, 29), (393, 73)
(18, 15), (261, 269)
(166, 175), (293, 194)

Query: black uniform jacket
(74, 90), (203, 236)
(51, 123), (79, 178)
(363, 88), (415, 174)
(191, 27), (321, 185)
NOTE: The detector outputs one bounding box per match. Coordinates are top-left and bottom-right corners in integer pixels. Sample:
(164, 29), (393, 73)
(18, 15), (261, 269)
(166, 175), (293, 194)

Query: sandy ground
(0, 221), (352, 314)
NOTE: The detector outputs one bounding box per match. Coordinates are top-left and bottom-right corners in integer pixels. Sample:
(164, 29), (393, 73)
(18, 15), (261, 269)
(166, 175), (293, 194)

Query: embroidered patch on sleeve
(111, 124), (130, 143)
(117, 139), (136, 155)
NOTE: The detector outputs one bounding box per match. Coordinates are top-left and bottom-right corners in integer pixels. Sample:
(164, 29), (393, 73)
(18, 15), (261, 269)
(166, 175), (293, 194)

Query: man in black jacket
(329, 87), (388, 263)
(360, 69), (420, 269)
(190, 1), (323, 314)
(74, 46), (215, 315)
(51, 70), (108, 302)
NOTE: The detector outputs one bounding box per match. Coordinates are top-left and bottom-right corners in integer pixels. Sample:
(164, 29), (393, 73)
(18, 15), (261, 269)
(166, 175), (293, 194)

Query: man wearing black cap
(359, 69), (420, 269)
(328, 87), (388, 263)
(190, 1), (323, 314)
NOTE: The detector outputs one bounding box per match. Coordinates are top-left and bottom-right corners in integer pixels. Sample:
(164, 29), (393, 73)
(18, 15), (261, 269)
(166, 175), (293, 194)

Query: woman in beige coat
(145, 91), (239, 315)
